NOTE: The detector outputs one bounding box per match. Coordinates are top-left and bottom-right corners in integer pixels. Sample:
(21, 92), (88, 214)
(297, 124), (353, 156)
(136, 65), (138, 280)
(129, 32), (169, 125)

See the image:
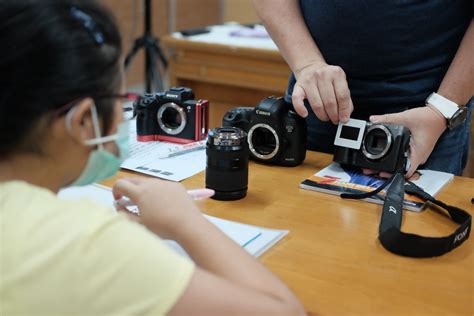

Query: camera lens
(362, 124), (392, 160)
(206, 127), (249, 201)
(248, 123), (279, 160)
(157, 102), (187, 135)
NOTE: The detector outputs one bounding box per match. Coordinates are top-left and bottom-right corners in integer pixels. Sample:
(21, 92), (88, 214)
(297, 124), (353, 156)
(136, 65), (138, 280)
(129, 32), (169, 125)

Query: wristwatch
(425, 92), (468, 129)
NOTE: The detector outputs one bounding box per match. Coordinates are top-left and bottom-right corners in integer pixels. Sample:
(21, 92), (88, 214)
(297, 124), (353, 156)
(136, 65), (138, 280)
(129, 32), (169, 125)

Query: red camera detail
(137, 99), (209, 144)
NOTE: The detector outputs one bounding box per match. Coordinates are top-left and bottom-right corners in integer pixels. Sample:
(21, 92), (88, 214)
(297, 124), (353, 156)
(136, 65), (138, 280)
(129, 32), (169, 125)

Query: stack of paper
(58, 184), (288, 257)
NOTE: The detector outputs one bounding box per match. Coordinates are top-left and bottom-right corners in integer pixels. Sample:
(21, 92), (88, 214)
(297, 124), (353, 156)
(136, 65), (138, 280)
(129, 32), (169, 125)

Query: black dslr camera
(222, 96), (307, 166)
(134, 87), (209, 144)
(333, 119), (410, 173)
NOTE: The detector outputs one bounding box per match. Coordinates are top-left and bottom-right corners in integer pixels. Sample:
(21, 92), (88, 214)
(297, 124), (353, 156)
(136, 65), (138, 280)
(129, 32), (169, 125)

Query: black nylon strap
(341, 172), (472, 258)
(340, 173), (395, 200)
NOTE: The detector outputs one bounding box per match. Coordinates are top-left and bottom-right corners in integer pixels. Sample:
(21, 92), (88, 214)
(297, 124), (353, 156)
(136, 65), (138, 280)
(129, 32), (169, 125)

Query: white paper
(409, 169), (454, 196)
(58, 185), (288, 257)
(120, 120), (206, 182)
(172, 23), (279, 51)
(57, 184), (114, 210)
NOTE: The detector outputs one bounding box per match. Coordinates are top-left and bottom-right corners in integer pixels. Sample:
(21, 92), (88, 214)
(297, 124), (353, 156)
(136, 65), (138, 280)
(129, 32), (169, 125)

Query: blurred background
(101, 0), (473, 177)
(102, 0), (258, 87)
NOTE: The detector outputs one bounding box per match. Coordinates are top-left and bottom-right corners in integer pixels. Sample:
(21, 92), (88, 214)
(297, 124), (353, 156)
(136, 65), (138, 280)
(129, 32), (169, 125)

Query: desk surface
(105, 151), (473, 315)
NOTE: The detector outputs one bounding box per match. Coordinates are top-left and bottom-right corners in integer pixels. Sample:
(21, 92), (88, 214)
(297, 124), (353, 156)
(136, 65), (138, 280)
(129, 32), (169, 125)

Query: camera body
(222, 96), (306, 166)
(134, 87), (209, 144)
(333, 120), (410, 173)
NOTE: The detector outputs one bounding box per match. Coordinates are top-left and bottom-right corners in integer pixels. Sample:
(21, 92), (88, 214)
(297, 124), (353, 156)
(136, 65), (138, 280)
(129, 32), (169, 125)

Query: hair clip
(70, 7), (105, 46)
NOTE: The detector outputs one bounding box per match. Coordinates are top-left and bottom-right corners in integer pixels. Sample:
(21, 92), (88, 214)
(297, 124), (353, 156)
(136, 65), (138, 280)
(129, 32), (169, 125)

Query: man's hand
(292, 61), (354, 124)
(369, 106), (447, 177)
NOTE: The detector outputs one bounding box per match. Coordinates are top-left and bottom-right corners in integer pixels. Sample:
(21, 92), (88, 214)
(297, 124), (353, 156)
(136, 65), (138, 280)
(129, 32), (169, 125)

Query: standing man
(253, 1), (474, 177)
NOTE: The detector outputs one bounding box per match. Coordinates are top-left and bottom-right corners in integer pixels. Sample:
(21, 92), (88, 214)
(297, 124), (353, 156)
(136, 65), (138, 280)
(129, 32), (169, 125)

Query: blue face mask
(67, 104), (130, 186)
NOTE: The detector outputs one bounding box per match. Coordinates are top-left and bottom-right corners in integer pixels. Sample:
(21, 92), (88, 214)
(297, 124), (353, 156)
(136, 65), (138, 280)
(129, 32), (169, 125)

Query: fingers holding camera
(361, 169), (393, 180)
(293, 62), (353, 124)
(370, 107), (446, 178)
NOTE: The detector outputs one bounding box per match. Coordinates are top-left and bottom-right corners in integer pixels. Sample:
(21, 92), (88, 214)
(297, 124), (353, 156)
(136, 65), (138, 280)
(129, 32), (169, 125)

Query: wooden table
(162, 34), (290, 129)
(105, 151), (473, 316)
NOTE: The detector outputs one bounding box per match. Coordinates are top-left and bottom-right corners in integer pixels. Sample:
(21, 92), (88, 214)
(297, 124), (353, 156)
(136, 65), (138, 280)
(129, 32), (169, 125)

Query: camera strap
(341, 172), (471, 257)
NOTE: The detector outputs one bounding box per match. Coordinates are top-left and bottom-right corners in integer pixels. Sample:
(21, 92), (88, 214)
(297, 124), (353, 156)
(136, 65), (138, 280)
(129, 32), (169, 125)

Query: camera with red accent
(134, 87), (209, 144)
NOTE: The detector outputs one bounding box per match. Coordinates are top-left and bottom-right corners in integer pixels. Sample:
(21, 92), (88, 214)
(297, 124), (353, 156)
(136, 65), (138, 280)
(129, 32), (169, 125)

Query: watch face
(449, 107), (468, 129)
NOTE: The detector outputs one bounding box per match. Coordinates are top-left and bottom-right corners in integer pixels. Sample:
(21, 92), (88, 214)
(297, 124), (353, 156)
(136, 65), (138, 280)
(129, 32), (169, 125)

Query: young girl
(0, 1), (305, 315)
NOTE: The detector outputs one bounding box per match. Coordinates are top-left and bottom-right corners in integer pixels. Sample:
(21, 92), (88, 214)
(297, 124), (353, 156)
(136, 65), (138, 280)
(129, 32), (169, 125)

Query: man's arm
(252, 0), (353, 124)
(370, 20), (474, 177)
(252, 0), (323, 77)
(437, 19), (474, 106)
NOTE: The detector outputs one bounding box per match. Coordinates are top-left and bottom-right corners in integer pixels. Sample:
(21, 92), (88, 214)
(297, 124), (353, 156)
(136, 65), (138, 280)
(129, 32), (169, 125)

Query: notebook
(58, 184), (288, 257)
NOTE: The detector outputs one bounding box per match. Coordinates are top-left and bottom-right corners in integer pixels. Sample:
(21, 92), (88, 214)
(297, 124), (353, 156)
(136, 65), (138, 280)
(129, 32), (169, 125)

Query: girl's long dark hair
(0, 0), (122, 158)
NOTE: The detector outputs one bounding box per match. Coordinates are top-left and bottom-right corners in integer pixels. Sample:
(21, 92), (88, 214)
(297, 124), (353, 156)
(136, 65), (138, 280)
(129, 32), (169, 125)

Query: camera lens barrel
(206, 127), (249, 201)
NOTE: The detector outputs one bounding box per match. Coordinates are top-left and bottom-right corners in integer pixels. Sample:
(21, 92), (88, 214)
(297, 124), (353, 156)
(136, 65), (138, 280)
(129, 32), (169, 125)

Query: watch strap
(426, 92), (459, 119)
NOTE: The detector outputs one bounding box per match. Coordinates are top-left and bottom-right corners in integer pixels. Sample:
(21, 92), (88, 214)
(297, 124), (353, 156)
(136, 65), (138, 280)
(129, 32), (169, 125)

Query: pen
(159, 140), (206, 159)
(114, 188), (215, 215)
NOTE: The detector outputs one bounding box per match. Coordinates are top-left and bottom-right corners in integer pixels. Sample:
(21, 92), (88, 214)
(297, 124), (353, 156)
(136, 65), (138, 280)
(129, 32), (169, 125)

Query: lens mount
(362, 124), (392, 160)
(157, 102), (187, 135)
(247, 123), (280, 160)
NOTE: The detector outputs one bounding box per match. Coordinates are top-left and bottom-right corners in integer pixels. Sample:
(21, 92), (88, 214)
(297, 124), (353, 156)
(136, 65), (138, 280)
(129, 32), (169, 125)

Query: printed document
(121, 120), (206, 182)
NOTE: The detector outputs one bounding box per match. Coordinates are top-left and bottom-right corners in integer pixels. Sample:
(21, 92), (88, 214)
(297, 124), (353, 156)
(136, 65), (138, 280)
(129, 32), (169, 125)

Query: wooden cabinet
(162, 35), (291, 128)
